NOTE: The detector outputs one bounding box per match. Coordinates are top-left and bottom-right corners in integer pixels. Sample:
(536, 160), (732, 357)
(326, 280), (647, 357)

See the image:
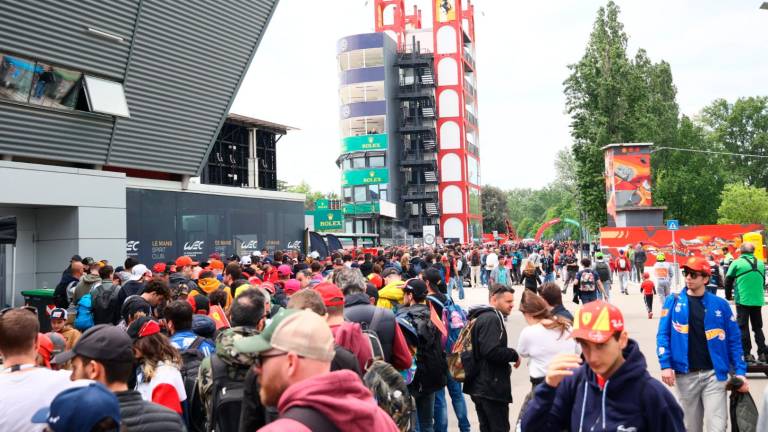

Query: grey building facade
(0, 1), (289, 306)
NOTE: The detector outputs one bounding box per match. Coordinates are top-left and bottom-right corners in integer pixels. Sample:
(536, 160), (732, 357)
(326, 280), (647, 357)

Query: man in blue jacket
(521, 301), (684, 431)
(657, 256), (748, 432)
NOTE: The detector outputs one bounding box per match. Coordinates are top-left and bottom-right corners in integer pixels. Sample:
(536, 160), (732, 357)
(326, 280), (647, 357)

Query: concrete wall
(0, 161), (126, 306)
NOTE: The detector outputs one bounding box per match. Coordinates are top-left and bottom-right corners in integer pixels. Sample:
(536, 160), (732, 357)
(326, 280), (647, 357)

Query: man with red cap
(657, 255), (747, 432)
(522, 301), (684, 431)
(315, 282), (373, 371)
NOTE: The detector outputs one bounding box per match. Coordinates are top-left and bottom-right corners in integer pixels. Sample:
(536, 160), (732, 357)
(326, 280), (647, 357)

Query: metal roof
(226, 113), (298, 135)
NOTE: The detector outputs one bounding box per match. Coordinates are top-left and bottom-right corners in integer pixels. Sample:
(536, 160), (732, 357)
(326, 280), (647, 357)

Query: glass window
(353, 186), (367, 202)
(352, 157), (366, 168)
(340, 115), (386, 138)
(380, 187), (388, 202)
(29, 63), (82, 109)
(345, 220), (353, 233)
(0, 54), (35, 103)
(82, 75), (129, 117)
(343, 187), (353, 203)
(339, 81), (385, 105)
(467, 156), (480, 185)
(363, 48), (384, 67)
(342, 159), (351, 170)
(369, 184), (379, 200)
(369, 155), (385, 167)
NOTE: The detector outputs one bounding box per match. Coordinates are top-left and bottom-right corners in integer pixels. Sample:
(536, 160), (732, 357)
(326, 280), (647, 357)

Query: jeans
(543, 271), (555, 283)
(471, 396), (509, 432)
(578, 292), (598, 304)
(657, 281), (671, 307)
(415, 391), (437, 432)
(634, 262), (645, 282)
(481, 268), (489, 287)
(470, 266), (481, 288)
(618, 271), (629, 293)
(675, 370), (727, 432)
(448, 277), (464, 300)
(434, 374), (470, 432)
(736, 304), (767, 357)
(601, 279), (612, 301)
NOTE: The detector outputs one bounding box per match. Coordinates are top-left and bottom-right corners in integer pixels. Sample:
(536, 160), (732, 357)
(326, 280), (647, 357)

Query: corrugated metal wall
(108, 0), (279, 174)
(0, 0), (279, 175)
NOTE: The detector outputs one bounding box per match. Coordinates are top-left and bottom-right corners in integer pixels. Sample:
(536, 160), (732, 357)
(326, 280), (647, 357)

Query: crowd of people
(0, 239), (766, 431)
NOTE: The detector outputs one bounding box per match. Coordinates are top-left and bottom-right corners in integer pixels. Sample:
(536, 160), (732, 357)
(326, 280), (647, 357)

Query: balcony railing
(463, 48), (475, 70)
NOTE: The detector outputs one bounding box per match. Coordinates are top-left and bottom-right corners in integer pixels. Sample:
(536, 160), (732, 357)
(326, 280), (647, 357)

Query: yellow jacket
(377, 281), (404, 310)
(190, 278), (233, 309)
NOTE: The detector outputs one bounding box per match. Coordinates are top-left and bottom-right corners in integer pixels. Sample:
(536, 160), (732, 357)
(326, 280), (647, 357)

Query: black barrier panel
(0, 216), (17, 245)
(126, 189), (304, 265)
(325, 234), (343, 253)
(308, 231), (329, 259)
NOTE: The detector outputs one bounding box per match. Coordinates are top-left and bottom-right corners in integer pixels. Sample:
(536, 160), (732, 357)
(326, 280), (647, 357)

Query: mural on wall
(605, 145), (652, 226)
(600, 224), (764, 265)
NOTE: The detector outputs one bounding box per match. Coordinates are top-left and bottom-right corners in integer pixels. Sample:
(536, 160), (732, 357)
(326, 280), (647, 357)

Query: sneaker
(759, 353), (767, 364)
(745, 354), (756, 364)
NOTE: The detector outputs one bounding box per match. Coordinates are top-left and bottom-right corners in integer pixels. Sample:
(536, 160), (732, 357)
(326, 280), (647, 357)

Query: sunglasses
(254, 351), (289, 368)
(682, 269), (706, 279)
(0, 305), (37, 316)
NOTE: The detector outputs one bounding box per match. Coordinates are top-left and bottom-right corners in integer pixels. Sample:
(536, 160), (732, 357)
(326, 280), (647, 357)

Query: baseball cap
(52, 324), (134, 365)
(403, 279), (428, 299)
(234, 309), (335, 361)
(209, 252), (222, 260)
(571, 300), (625, 344)
(284, 279), (301, 296)
(381, 267), (401, 278)
(82, 257), (96, 266)
(129, 264), (151, 281)
(71, 255), (82, 262)
(32, 383), (121, 432)
(240, 256), (252, 266)
(175, 256), (199, 268)
(37, 333), (53, 368)
(314, 282), (344, 307)
(595, 252), (604, 260)
(126, 316), (162, 340)
(228, 254), (241, 262)
(309, 251), (320, 260)
(277, 264), (293, 277)
(50, 308), (68, 321)
(47, 332), (66, 357)
(152, 262), (167, 274)
(368, 273), (383, 289)
(682, 256), (711, 275)
(208, 259), (225, 271)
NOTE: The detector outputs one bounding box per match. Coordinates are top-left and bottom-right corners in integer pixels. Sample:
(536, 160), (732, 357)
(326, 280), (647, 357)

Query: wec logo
(184, 241), (205, 251)
(240, 240), (259, 250)
(126, 241), (140, 252)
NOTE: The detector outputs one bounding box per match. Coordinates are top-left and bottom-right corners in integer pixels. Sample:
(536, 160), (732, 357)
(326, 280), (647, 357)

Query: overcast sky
(231, 0), (768, 194)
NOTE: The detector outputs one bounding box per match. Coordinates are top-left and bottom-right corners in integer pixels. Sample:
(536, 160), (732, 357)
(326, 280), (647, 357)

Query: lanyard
(0, 363), (37, 373)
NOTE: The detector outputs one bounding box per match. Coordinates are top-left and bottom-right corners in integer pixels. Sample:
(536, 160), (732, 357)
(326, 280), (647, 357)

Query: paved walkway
(447, 275), (768, 431)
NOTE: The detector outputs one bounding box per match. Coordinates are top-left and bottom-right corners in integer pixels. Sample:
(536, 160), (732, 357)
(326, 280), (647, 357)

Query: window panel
(29, 63), (82, 109)
(369, 184), (379, 200)
(0, 54), (35, 103)
(369, 156), (385, 167)
(351, 157), (366, 168)
(342, 159), (351, 170)
(83, 75), (130, 117)
(353, 186), (367, 202)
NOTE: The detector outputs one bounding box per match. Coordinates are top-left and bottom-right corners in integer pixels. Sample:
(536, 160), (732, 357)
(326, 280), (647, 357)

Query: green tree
(653, 116), (724, 224)
(285, 181), (327, 210)
(481, 185), (509, 233)
(717, 183), (768, 225)
(564, 2), (679, 231)
(701, 96), (768, 188)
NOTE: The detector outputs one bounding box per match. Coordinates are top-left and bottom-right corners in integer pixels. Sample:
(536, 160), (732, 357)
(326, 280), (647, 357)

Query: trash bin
(21, 289), (56, 332)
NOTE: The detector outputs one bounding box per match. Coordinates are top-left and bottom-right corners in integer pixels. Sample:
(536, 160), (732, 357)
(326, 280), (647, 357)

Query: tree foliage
(717, 183), (768, 225)
(481, 185), (508, 233)
(283, 181), (337, 210)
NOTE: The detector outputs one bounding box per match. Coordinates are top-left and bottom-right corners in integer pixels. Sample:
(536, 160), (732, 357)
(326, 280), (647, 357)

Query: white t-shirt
(0, 368), (87, 432)
(516, 323), (581, 379)
(485, 253), (499, 270)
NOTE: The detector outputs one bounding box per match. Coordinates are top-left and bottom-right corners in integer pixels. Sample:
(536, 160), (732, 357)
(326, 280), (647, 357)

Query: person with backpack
(573, 258), (605, 305)
(424, 269), (470, 432)
(594, 252), (613, 301)
(117, 262), (152, 307)
(190, 270), (233, 310)
(197, 289), (265, 432)
(336, 267), (413, 371)
(658, 256), (748, 432)
(91, 265), (121, 325)
(726, 242), (767, 363)
(463, 284), (520, 432)
(614, 249), (631, 295)
(315, 282), (373, 372)
(71, 262), (103, 331)
(654, 252), (674, 306)
(512, 247), (524, 284)
(521, 301), (685, 431)
(562, 251), (579, 294)
(234, 309), (399, 432)
(169, 256), (200, 301)
(378, 268), (405, 311)
(397, 279), (448, 432)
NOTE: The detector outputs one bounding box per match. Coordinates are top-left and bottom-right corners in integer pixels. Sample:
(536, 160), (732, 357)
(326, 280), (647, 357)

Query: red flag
(208, 305), (230, 330)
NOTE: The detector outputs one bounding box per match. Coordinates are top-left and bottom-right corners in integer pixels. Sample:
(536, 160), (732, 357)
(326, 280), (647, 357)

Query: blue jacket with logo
(656, 289), (745, 380)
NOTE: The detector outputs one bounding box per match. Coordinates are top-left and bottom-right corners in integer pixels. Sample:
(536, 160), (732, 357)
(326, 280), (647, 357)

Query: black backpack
(595, 262), (611, 282)
(91, 284), (120, 325)
(209, 355), (249, 432)
(180, 337), (208, 432)
(403, 308), (447, 396)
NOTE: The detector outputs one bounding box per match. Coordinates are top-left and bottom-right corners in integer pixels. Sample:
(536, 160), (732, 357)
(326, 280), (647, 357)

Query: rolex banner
(342, 168), (389, 187)
(341, 133), (387, 153)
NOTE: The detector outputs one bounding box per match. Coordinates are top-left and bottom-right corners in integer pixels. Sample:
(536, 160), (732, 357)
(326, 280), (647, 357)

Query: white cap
(240, 256), (252, 266)
(309, 251), (320, 259)
(130, 264), (151, 281)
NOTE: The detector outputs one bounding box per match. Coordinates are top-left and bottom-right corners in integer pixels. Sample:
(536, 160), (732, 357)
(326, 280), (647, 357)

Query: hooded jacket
(377, 281), (404, 310)
(191, 278), (233, 309)
(344, 293), (414, 370)
(657, 289), (746, 381)
(463, 306), (519, 402)
(257, 370), (399, 432)
(73, 273), (101, 303)
(521, 339), (685, 432)
(330, 321), (373, 372)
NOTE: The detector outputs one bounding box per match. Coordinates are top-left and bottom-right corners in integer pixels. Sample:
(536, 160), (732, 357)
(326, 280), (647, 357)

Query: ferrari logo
(580, 312), (592, 326)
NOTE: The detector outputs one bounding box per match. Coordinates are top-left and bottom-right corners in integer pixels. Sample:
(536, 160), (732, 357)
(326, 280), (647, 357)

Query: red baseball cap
(284, 279), (301, 296)
(175, 256), (199, 268)
(572, 301), (625, 344)
(314, 282), (344, 307)
(682, 256), (711, 276)
(152, 262), (167, 274)
(277, 265), (293, 277)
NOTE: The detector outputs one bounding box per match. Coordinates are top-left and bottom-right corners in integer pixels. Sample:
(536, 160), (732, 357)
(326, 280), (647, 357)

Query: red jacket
(257, 370), (399, 432)
(615, 255), (631, 271)
(331, 321), (373, 372)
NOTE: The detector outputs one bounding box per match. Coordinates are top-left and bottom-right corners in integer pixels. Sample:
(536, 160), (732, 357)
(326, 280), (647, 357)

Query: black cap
(52, 325), (133, 365)
(228, 254), (240, 262)
(403, 279), (428, 300)
(71, 255), (83, 262)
